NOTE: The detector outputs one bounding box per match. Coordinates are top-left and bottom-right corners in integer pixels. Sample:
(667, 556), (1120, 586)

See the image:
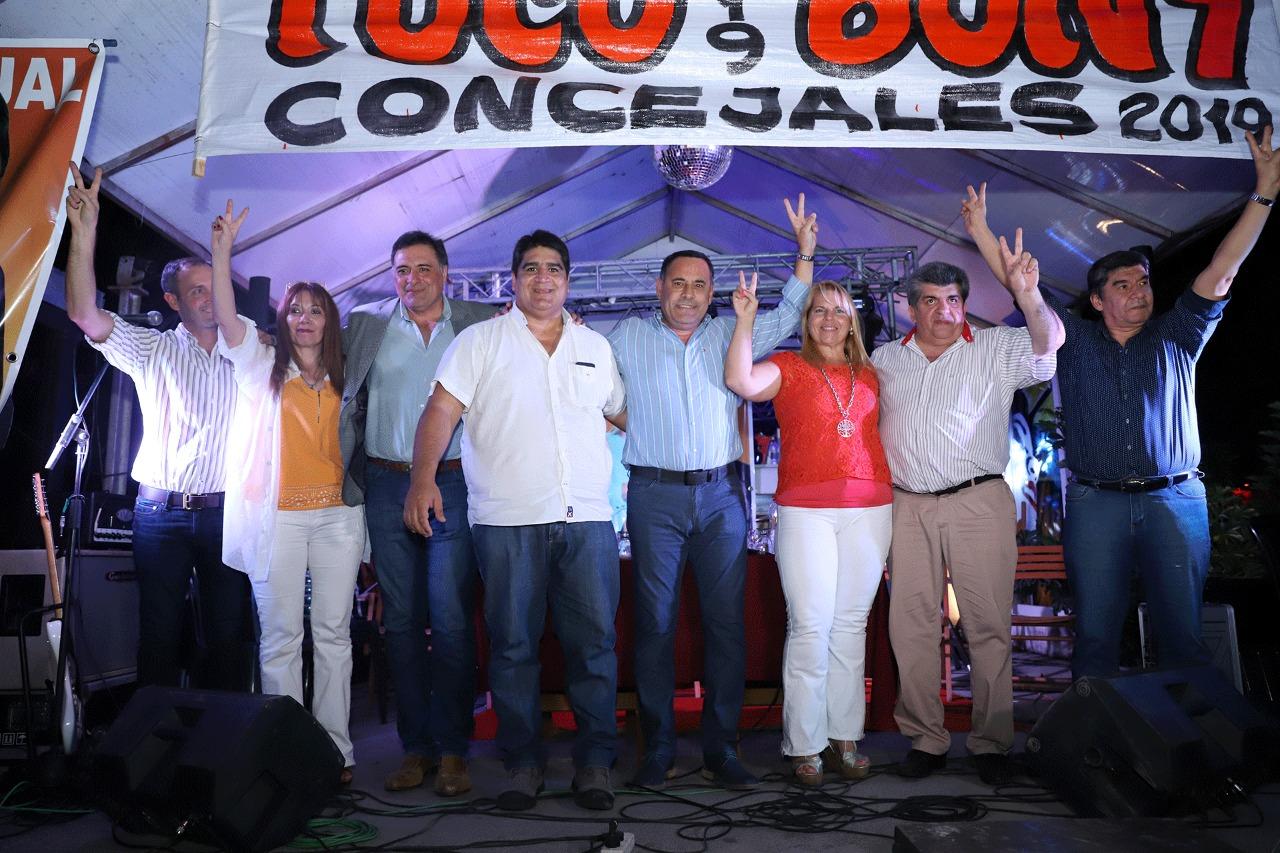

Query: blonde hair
(799, 281), (870, 369)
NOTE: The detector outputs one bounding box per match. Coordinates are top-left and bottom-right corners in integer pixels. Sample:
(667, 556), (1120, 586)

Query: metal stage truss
(444, 246), (917, 343)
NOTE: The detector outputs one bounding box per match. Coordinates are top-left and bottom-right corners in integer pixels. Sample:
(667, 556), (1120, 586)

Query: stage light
(652, 145), (734, 191)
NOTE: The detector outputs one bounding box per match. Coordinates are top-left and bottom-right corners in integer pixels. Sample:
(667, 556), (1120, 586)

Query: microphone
(119, 311), (163, 327)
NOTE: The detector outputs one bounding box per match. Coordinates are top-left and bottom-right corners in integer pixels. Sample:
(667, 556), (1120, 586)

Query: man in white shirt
(872, 253), (1061, 786)
(404, 230), (626, 812)
(62, 165), (253, 690)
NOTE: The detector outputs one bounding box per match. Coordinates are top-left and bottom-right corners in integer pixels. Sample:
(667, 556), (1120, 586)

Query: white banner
(197, 0), (1280, 161)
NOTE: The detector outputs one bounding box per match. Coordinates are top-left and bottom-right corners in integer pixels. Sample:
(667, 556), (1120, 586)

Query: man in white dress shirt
(404, 230), (626, 812)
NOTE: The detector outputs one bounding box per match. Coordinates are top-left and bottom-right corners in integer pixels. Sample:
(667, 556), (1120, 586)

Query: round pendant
(837, 418), (855, 438)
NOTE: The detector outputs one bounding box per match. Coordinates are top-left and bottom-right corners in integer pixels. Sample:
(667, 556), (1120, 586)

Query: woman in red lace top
(726, 269), (892, 786)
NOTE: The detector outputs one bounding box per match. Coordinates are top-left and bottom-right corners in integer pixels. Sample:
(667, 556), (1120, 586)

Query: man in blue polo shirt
(963, 126), (1280, 679)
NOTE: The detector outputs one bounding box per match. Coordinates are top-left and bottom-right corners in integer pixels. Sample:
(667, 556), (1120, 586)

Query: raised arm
(785, 193), (817, 285)
(998, 228), (1064, 356)
(403, 385), (465, 536)
(1191, 126), (1280, 301)
(752, 194), (819, 354)
(63, 164), (114, 342)
(961, 182), (1007, 287)
(210, 200), (250, 347)
(725, 271), (783, 402)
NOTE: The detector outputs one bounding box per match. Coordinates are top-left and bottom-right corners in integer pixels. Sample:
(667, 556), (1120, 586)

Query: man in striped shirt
(871, 250), (1061, 786)
(608, 197), (815, 789)
(63, 165), (253, 690)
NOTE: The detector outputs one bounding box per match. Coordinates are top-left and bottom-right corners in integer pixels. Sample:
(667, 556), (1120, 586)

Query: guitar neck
(32, 473), (63, 616)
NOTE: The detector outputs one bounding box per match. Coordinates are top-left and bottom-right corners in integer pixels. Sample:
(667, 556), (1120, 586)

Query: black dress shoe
(973, 753), (1016, 786)
(701, 754), (760, 790)
(895, 749), (947, 778)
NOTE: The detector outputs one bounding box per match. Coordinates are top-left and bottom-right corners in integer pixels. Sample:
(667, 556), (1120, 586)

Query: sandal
(791, 754), (823, 787)
(821, 741), (871, 780)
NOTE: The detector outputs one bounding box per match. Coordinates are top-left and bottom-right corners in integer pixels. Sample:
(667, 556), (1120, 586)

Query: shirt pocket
(570, 361), (611, 411)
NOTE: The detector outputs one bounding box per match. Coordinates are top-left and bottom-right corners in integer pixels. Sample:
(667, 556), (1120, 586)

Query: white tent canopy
(5, 0), (1260, 330)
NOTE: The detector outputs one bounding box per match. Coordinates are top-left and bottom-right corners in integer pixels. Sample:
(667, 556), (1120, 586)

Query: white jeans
(775, 503), (892, 756)
(254, 503), (365, 765)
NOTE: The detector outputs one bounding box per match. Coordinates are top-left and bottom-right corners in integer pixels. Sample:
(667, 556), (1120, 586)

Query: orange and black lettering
(267, 0), (345, 67)
(354, 0), (470, 64)
(916, 0), (1020, 76)
(1164, 0), (1252, 89)
(796, 0), (914, 78)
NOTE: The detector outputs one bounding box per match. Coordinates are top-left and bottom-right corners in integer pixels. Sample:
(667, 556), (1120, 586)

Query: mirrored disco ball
(652, 145), (734, 191)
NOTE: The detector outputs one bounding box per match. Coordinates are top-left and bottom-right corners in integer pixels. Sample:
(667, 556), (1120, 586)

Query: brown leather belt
(368, 456), (463, 473)
(137, 484), (225, 510)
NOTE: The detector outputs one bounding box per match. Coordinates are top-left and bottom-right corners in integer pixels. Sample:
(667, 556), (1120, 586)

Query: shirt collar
(509, 303), (572, 330)
(900, 322), (974, 346)
(396, 297), (452, 325)
(650, 310), (710, 340)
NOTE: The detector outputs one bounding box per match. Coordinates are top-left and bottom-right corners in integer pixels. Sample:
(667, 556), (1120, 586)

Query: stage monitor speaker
(1026, 666), (1280, 817)
(93, 687), (342, 853)
(64, 549), (139, 689)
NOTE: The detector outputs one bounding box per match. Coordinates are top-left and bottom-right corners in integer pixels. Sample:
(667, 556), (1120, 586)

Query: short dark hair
(1086, 249), (1150, 293)
(659, 250), (714, 280)
(905, 261), (969, 307)
(159, 257), (209, 295)
(511, 230), (570, 275)
(390, 230), (448, 267)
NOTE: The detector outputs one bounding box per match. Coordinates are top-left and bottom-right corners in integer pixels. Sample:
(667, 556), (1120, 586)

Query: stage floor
(6, 655), (1279, 852)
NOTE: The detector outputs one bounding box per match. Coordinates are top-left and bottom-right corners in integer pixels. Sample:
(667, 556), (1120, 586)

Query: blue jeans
(471, 521), (619, 770)
(364, 464), (479, 757)
(131, 498), (254, 689)
(1064, 477), (1212, 680)
(627, 471), (747, 764)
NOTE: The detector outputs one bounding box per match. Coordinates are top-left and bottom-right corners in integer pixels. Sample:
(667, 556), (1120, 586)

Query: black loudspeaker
(1026, 666), (1280, 817)
(93, 687), (342, 852)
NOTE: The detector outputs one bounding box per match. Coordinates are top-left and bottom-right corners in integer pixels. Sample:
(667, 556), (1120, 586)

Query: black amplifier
(81, 491), (134, 549)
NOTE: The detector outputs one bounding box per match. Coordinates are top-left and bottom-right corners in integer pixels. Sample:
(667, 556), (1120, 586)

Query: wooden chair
(1010, 544), (1074, 691)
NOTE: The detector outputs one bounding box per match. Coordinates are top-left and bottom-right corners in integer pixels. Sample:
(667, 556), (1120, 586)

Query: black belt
(1072, 470), (1201, 493)
(629, 464), (733, 486)
(367, 456), (463, 473)
(138, 485), (225, 510)
(901, 473), (1004, 497)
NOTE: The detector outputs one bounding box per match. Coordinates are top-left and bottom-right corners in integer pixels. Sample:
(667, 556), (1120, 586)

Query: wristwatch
(1249, 192), (1275, 207)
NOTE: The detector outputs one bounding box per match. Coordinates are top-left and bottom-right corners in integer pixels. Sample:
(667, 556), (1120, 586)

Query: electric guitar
(32, 473), (80, 753)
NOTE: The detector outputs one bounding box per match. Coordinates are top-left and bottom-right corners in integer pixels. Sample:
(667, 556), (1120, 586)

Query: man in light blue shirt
(608, 197), (818, 788)
(340, 231), (492, 796)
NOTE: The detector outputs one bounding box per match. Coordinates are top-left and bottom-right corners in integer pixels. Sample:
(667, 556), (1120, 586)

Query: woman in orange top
(726, 273), (892, 786)
(211, 202), (365, 783)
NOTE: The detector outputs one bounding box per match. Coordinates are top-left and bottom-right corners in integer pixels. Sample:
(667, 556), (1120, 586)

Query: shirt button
(1126, 445), (1132, 450)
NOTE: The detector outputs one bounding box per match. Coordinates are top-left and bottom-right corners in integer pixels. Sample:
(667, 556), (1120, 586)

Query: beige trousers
(887, 479), (1017, 756)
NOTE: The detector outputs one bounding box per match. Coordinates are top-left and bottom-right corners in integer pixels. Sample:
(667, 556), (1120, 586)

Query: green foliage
(1207, 482), (1265, 579)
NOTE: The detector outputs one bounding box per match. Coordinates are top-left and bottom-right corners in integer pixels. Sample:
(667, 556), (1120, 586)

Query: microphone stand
(41, 360), (111, 761)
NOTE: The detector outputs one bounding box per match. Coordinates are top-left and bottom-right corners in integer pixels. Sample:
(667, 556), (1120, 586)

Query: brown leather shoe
(384, 754), (438, 791)
(434, 755), (472, 797)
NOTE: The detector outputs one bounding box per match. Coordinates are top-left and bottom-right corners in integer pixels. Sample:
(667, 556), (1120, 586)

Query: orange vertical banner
(0, 39), (106, 410)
